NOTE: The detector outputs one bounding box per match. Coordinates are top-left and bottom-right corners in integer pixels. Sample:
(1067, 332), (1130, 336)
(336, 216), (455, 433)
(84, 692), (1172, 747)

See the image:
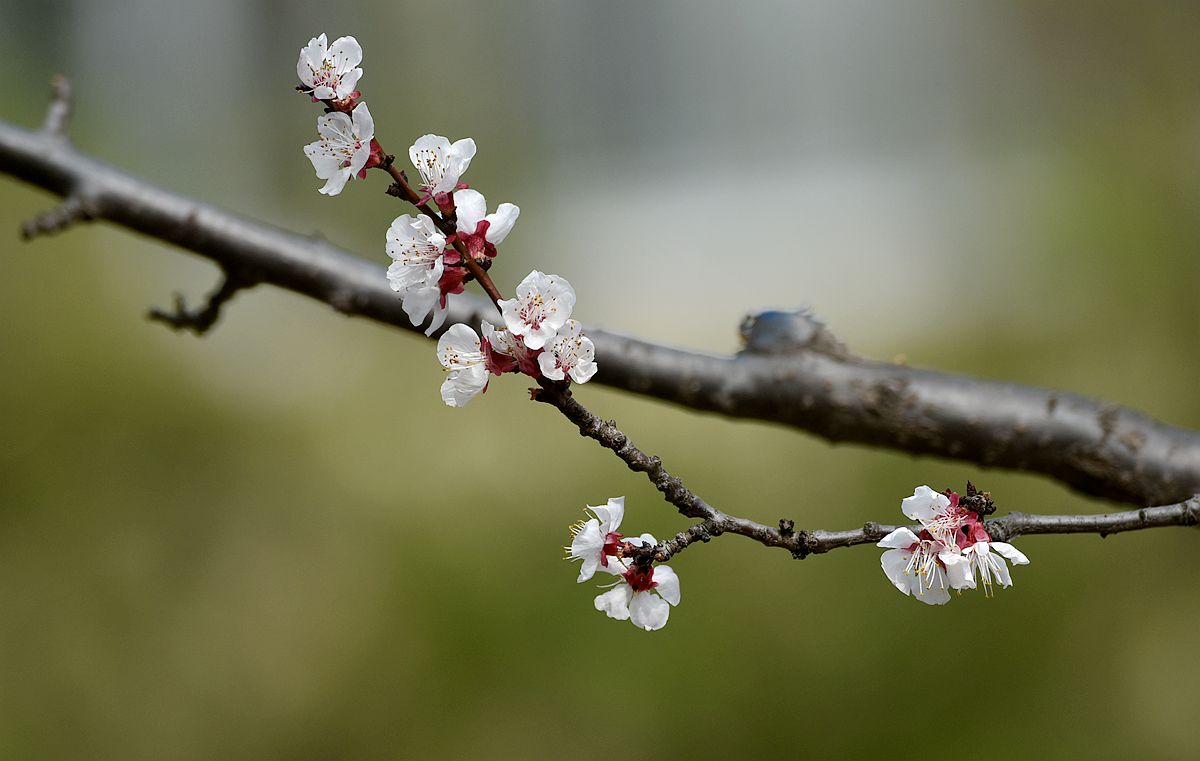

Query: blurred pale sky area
(1, 2), (1199, 760)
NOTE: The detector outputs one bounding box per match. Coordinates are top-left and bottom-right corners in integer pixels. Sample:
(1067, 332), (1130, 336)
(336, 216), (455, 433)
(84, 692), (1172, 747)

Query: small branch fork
(146, 267), (258, 335)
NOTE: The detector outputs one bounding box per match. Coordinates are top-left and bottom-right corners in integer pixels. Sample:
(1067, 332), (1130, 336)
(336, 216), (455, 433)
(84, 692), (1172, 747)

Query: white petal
(484, 203), (520, 244)
(991, 542), (1029, 565)
(651, 565), (680, 606)
(351, 103), (374, 142)
(913, 585), (952, 605)
(328, 35), (363, 70)
(537, 350), (564, 381)
(901, 485), (951, 522)
(880, 548), (913, 593)
(317, 168), (350, 196)
(424, 301), (449, 337)
(436, 324), (482, 369)
(629, 591), (671, 631)
(569, 520), (604, 582)
(625, 533), (657, 548)
(592, 496), (624, 533)
(876, 527), (921, 549)
(594, 584), (633, 621)
(401, 284), (439, 327)
(449, 137), (477, 165)
(439, 364), (489, 408)
(454, 189), (487, 233)
(296, 34), (328, 86)
(940, 550), (976, 590)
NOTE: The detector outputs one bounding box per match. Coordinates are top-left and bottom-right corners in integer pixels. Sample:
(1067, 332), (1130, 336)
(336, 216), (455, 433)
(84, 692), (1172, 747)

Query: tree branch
(3, 82), (1198, 505)
(146, 266), (257, 335)
(537, 383), (1199, 562)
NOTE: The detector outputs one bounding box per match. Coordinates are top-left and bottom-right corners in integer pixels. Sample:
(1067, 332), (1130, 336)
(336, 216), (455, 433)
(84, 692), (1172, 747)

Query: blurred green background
(2, 1), (1200, 759)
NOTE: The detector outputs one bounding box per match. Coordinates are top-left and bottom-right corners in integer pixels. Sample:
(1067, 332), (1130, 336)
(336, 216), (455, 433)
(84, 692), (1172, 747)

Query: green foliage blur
(2, 2), (1199, 759)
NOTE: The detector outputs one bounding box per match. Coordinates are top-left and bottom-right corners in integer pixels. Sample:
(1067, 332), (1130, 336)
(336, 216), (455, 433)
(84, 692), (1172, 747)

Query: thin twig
(20, 194), (96, 239)
(42, 75), (72, 138)
(147, 268), (256, 335)
(537, 384), (1200, 563)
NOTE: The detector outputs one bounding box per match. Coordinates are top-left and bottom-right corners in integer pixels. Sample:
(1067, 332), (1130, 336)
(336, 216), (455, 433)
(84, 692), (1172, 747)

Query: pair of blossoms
(879, 486), (1030, 605)
(566, 497), (681, 631)
(297, 33), (598, 408)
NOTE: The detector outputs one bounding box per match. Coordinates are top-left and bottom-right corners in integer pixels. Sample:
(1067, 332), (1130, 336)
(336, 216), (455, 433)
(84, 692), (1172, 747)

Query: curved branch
(2, 90), (1198, 505)
(540, 381), (1199, 562)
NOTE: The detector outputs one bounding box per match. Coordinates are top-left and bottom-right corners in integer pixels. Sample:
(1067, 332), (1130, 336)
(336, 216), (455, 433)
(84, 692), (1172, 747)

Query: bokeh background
(2, 1), (1200, 759)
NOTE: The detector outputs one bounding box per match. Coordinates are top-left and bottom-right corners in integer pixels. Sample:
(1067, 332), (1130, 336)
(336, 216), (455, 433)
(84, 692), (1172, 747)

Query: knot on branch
(789, 530), (813, 560)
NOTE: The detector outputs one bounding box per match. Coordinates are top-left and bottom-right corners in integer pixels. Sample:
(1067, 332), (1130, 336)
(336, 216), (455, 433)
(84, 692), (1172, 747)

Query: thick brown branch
(2, 98), (1199, 505)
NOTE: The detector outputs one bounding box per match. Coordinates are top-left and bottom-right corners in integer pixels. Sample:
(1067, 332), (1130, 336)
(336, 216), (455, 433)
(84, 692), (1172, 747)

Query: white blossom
(962, 541), (1030, 596)
(386, 214), (446, 292)
(901, 485), (953, 524)
(436, 323), (489, 407)
(453, 189), (519, 259)
(593, 536), (681, 631)
(877, 527), (974, 606)
(498, 271), (576, 351)
(296, 34), (363, 101)
(537, 319), (597, 384)
(303, 103), (374, 196)
(409, 135), (477, 197)
(879, 484), (1030, 604)
(566, 497), (625, 582)
(386, 213), (452, 333)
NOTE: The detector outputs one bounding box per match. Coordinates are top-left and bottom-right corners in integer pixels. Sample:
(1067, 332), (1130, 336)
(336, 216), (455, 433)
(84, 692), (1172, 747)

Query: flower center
(622, 564), (657, 593)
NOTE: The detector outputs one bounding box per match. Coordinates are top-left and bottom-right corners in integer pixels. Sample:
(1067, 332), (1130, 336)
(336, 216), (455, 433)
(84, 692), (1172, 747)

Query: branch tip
(43, 75), (73, 138)
(20, 194), (95, 240)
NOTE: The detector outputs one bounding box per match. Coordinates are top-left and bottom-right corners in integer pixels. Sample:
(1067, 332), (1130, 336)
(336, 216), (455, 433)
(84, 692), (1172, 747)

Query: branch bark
(3, 95), (1198, 506)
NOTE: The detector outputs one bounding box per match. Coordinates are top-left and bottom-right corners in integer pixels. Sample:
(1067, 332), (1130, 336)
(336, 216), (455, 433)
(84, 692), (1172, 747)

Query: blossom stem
(378, 153), (506, 307)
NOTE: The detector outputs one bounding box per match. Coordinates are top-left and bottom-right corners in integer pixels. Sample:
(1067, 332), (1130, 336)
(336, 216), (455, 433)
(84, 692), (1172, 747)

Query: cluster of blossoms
(297, 34), (597, 409)
(878, 485), (1030, 605)
(565, 498), (681, 631)
(297, 35), (1038, 628)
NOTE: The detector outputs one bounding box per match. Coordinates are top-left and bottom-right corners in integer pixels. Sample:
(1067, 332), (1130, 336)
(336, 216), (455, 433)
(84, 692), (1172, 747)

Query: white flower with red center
(565, 497), (626, 582)
(303, 103), (376, 196)
(452, 189), (520, 261)
(877, 527), (973, 605)
(436, 323), (490, 407)
(537, 319), (597, 384)
(409, 135), (477, 202)
(593, 536), (681, 631)
(880, 484), (1030, 603)
(481, 322), (543, 377)
(498, 271), (576, 351)
(386, 214), (446, 293)
(296, 34), (363, 102)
